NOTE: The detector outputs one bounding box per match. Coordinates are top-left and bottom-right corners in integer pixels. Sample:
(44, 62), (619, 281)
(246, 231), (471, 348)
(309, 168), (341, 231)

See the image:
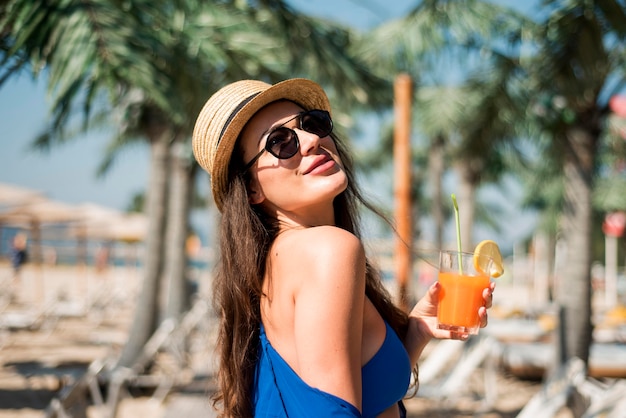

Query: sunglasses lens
(267, 128), (299, 159)
(301, 110), (332, 137)
(262, 110), (333, 162)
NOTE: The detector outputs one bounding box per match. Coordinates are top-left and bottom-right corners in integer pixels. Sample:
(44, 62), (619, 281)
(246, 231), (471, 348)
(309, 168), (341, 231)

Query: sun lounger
(516, 357), (586, 418)
(45, 297), (211, 418)
(415, 335), (501, 409)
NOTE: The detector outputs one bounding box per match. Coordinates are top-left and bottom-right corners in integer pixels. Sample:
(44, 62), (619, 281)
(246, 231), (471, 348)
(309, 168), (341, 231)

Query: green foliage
(356, 0), (533, 82)
(1, 0), (173, 130)
(3, 0), (626, 246)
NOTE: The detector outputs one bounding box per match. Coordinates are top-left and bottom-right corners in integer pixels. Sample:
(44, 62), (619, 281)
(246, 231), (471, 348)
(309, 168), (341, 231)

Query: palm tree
(371, 0), (626, 367)
(520, 0), (626, 365)
(451, 54), (525, 249)
(356, 0), (531, 250)
(594, 111), (626, 213)
(1, 0), (181, 368)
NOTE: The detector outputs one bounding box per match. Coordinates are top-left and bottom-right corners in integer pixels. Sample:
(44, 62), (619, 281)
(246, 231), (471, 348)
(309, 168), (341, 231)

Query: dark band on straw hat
(218, 92), (260, 148)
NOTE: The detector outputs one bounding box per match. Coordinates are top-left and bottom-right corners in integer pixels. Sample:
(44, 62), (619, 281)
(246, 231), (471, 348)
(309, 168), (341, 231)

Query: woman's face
(239, 100), (348, 224)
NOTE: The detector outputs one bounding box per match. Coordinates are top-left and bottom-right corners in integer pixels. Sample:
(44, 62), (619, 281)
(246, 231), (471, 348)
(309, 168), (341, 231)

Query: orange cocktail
(437, 251), (491, 335)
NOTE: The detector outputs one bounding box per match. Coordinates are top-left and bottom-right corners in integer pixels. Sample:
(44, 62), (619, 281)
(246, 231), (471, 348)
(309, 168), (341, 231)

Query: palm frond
(357, 0), (533, 79)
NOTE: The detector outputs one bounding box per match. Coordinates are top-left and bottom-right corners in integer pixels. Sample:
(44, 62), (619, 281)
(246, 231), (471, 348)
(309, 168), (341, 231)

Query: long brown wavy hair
(211, 127), (410, 417)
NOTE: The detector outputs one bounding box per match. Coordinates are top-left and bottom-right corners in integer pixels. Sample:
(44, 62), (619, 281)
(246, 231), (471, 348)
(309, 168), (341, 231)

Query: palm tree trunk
(429, 134), (445, 250)
(454, 160), (477, 252)
(558, 126), (596, 366)
(116, 130), (171, 368)
(162, 138), (196, 321)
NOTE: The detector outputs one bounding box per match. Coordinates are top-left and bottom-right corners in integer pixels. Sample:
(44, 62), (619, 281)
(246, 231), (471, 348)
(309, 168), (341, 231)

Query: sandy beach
(1, 262), (622, 417)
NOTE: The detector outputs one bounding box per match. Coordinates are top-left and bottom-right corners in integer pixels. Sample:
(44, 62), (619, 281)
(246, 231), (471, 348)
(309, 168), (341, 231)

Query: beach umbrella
(0, 199), (81, 264)
(0, 199), (80, 225)
(0, 182), (46, 209)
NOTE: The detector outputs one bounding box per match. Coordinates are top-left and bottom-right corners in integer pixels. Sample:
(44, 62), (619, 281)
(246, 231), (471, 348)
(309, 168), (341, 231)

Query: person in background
(95, 244), (110, 272)
(192, 78), (495, 418)
(11, 233), (28, 274)
(10, 232), (28, 301)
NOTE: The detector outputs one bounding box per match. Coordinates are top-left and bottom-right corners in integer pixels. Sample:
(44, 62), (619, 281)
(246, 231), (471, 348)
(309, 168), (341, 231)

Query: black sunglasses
(242, 109), (333, 172)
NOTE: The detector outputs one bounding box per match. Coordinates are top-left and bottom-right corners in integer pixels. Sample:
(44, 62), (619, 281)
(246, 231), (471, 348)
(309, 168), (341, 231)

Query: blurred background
(1, 0), (626, 417)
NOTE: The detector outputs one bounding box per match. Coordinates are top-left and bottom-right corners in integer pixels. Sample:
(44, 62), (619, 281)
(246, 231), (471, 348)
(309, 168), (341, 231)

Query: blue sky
(0, 74), (149, 211)
(0, 0), (538, 250)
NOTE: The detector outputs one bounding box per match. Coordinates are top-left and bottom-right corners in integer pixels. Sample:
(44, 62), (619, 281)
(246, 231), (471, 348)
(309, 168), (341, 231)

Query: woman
(192, 78), (494, 417)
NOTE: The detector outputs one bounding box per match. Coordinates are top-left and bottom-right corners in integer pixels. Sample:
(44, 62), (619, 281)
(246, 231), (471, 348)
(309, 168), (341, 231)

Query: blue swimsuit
(253, 321), (411, 417)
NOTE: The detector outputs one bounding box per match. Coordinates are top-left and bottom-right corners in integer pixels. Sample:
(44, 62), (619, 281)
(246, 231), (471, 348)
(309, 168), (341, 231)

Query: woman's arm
(289, 226), (367, 412)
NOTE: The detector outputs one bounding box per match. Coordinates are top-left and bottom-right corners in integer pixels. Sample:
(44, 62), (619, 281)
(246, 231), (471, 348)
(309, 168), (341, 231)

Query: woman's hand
(404, 281), (495, 364)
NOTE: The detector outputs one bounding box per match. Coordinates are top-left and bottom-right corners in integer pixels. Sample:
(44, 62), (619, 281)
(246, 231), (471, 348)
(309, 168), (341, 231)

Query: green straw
(451, 194), (463, 274)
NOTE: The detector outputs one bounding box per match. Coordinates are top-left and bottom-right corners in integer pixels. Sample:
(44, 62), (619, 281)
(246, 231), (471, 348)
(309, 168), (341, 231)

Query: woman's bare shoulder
(276, 225), (363, 258)
(272, 226), (365, 294)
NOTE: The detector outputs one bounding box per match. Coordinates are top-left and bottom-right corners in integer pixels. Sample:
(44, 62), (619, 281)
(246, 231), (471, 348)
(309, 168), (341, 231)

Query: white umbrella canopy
(76, 202), (123, 220)
(0, 198), (81, 264)
(70, 203), (147, 242)
(0, 182), (46, 209)
(0, 183), (147, 242)
(0, 198), (81, 226)
(0, 184), (147, 268)
(103, 212), (147, 243)
(71, 203), (124, 238)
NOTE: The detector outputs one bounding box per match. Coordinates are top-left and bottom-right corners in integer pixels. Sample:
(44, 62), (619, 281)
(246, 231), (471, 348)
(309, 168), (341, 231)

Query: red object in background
(603, 212), (626, 237)
(609, 95), (626, 118)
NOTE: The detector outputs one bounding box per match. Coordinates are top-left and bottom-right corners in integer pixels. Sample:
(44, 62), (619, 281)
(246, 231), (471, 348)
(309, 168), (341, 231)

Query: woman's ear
(247, 178), (265, 205)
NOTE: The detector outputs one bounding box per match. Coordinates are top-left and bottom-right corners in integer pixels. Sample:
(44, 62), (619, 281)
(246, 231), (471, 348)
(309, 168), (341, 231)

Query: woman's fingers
(483, 282), (495, 309)
(479, 306), (488, 328)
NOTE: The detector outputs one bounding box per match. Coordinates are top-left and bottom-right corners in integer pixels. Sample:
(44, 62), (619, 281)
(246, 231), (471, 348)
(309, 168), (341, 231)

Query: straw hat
(192, 78), (332, 212)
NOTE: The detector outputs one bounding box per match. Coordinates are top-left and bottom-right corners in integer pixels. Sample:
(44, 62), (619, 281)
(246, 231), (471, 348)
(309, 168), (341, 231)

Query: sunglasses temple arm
(242, 150), (265, 172)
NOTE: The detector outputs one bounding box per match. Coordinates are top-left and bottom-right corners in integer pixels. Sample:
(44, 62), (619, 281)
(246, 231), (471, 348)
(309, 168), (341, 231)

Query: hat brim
(211, 78), (331, 210)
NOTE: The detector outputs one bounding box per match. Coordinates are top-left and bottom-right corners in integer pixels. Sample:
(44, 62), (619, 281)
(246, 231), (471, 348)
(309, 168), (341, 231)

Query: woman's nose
(297, 129), (323, 155)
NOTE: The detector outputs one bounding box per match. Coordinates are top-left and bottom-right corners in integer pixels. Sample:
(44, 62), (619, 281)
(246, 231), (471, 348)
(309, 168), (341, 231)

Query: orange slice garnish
(474, 240), (504, 278)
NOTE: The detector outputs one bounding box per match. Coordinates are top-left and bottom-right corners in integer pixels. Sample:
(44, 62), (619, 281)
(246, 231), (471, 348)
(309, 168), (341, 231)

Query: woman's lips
(304, 155), (336, 175)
